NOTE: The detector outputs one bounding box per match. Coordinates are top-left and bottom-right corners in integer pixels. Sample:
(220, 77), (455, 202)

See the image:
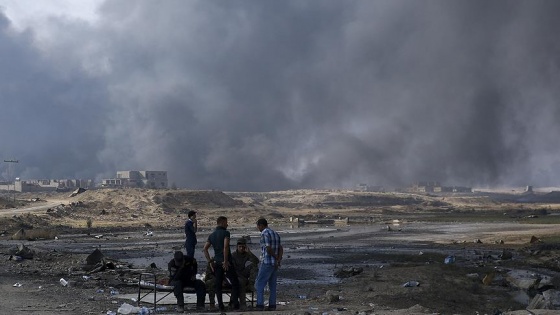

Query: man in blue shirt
(184, 210), (197, 258)
(203, 216), (240, 311)
(255, 218), (283, 311)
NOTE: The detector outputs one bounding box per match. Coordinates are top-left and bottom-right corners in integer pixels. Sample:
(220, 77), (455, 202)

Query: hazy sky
(1, 1), (559, 191)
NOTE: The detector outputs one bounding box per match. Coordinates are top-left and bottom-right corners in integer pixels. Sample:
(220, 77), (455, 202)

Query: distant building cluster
(0, 178), (95, 193)
(354, 183), (385, 192)
(353, 182), (472, 193)
(409, 181), (472, 193)
(0, 170), (168, 193)
(101, 171), (168, 189)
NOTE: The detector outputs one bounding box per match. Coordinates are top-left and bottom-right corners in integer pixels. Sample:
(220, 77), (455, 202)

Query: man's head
(217, 216), (228, 228)
(236, 238), (248, 253)
(173, 251), (184, 266)
(188, 210), (197, 219)
(256, 218), (268, 232)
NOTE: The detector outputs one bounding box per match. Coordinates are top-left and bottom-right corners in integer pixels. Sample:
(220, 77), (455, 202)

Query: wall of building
(102, 170), (168, 189)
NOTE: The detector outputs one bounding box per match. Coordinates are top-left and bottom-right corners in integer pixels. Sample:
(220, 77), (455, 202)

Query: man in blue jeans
(255, 218), (283, 311)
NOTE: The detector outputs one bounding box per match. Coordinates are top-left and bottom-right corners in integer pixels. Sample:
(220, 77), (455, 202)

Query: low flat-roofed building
(102, 170), (168, 189)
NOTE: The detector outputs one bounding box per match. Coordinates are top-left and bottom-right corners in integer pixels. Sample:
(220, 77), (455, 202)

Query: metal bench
(137, 272), (254, 313)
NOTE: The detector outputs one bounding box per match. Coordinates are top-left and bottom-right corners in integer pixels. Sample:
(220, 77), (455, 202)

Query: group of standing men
(169, 210), (283, 312)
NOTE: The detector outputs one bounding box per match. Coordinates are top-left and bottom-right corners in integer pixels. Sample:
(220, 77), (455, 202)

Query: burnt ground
(2, 189), (560, 314)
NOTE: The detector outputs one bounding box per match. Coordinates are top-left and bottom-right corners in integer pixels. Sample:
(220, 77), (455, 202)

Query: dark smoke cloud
(1, 1), (560, 191)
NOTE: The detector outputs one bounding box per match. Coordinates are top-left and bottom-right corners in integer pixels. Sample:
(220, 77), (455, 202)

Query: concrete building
(409, 181), (472, 193)
(411, 181), (441, 193)
(101, 170), (168, 189)
(354, 183), (385, 192)
(0, 178), (95, 193)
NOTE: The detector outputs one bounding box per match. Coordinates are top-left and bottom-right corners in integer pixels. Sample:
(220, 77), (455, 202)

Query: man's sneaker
(218, 304), (226, 312)
(266, 305), (277, 311)
(196, 305), (206, 311)
(255, 305), (265, 311)
(176, 305), (185, 312)
(208, 304), (217, 311)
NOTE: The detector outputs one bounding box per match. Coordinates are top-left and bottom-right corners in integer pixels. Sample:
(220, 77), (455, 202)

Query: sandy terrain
(2, 189), (560, 314)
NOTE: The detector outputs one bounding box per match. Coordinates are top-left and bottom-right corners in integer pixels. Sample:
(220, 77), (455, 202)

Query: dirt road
(0, 199), (64, 218)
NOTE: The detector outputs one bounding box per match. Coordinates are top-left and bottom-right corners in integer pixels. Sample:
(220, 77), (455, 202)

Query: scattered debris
(117, 302), (141, 314)
(334, 266), (363, 278)
(466, 273), (479, 279)
(403, 281), (420, 287)
(482, 272), (495, 285)
(86, 249), (105, 265)
(8, 244), (34, 259)
(69, 187), (87, 197)
(528, 289), (560, 309)
(325, 290), (340, 303)
(530, 235), (542, 243)
(499, 250), (513, 260)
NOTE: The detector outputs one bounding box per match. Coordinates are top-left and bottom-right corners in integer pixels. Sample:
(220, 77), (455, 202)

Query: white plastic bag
(117, 302), (141, 314)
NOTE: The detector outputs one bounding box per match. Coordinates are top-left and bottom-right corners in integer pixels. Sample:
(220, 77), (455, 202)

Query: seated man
(231, 238), (259, 310)
(168, 251), (206, 312)
(203, 258), (217, 311)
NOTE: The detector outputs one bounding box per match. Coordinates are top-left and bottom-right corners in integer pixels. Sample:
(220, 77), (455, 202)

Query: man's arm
(203, 241), (214, 273)
(186, 221), (196, 235)
(168, 259), (176, 280)
(265, 244), (283, 266)
(192, 259), (198, 281)
(265, 245), (276, 258)
(277, 245), (284, 266)
(223, 237), (231, 270)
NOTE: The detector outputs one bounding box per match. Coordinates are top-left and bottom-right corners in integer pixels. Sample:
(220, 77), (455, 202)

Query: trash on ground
(117, 302), (141, 314)
(444, 255), (455, 264)
(482, 272), (495, 285)
(13, 282), (22, 287)
(403, 281), (420, 287)
(444, 255), (456, 264)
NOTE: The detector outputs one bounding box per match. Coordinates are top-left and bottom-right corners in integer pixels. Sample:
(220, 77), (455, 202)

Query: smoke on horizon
(1, 1), (560, 191)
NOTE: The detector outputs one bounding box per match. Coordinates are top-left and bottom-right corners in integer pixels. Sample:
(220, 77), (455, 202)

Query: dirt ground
(2, 188), (560, 314)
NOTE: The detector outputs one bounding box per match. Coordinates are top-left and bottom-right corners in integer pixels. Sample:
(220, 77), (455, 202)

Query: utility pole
(3, 159), (18, 203)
